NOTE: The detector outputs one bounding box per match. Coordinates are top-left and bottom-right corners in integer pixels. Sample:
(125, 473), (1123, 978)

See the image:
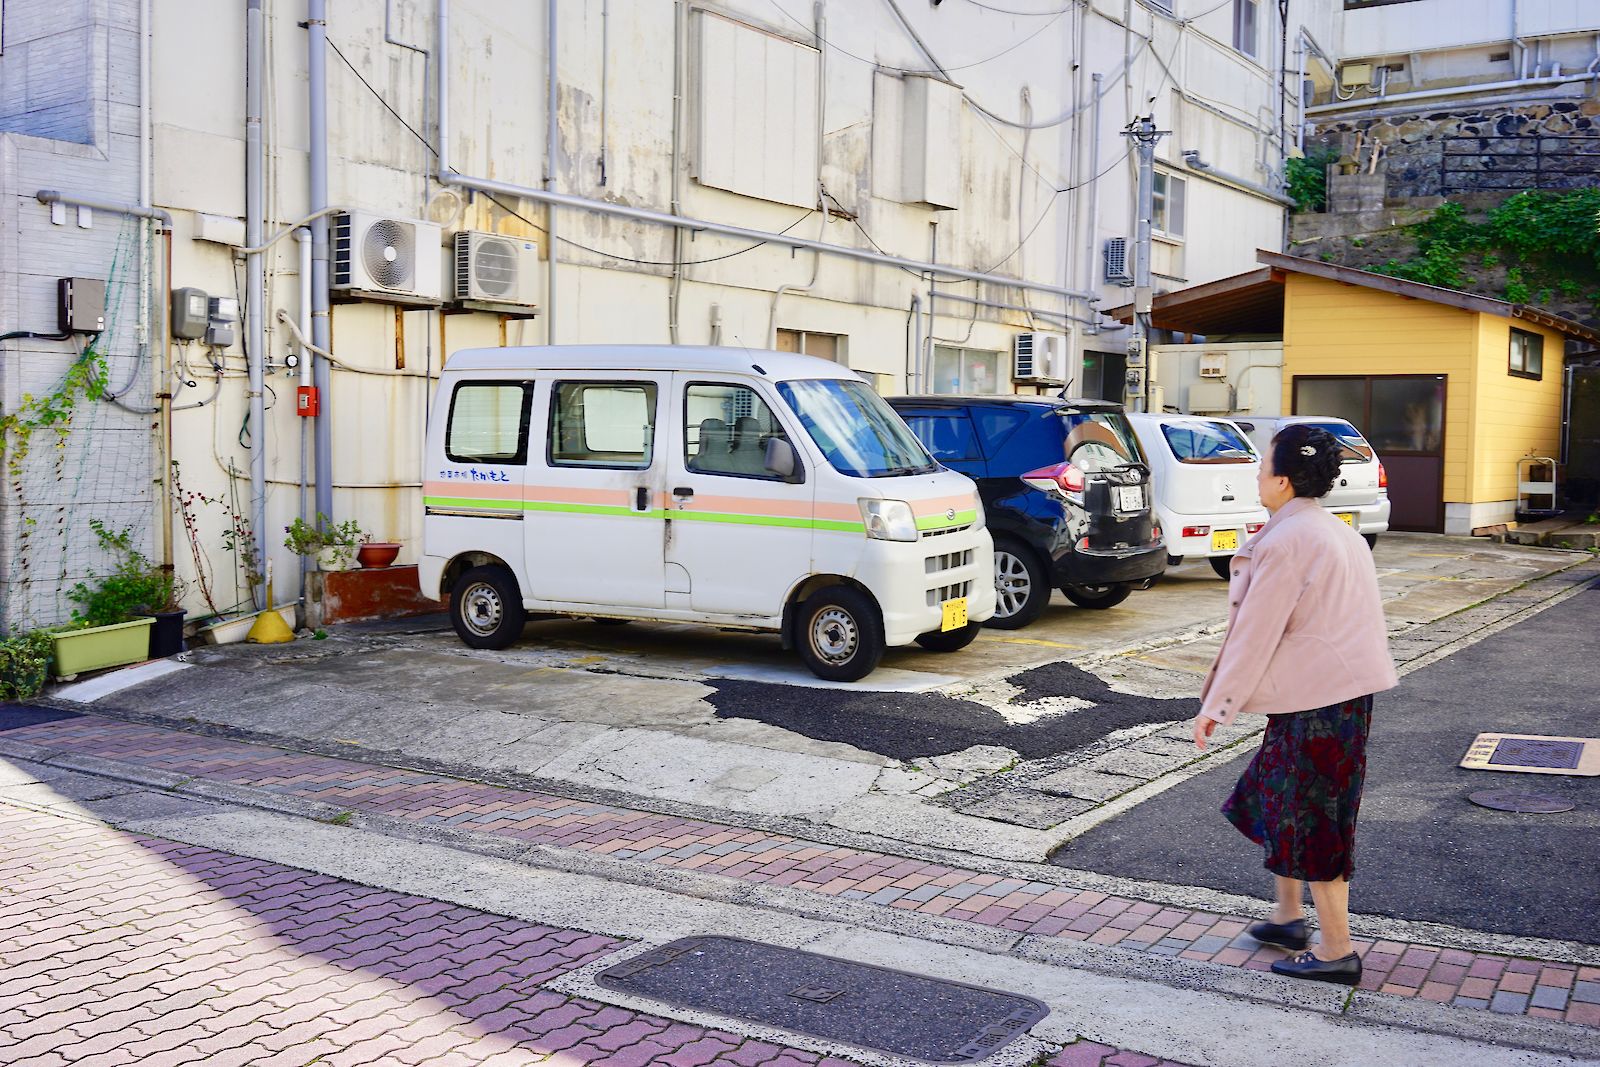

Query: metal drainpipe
(245, 0), (268, 611)
(308, 0), (334, 527)
(545, 0), (560, 344)
(294, 228), (313, 603)
(667, 0), (685, 344)
(1083, 72), (1103, 336)
(907, 294), (921, 391)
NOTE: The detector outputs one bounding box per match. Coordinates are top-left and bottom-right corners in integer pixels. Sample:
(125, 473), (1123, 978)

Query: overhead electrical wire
(327, 37), (817, 269)
(764, 0), (1068, 76)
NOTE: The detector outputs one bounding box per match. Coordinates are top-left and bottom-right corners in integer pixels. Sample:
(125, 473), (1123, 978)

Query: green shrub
(66, 520), (177, 627)
(1286, 149), (1339, 214)
(0, 631), (53, 700)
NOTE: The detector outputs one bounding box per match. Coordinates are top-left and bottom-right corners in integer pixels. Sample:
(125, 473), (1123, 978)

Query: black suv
(889, 396), (1166, 628)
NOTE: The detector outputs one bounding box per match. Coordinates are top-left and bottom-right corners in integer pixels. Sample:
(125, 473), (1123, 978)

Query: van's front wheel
(450, 565), (526, 649)
(796, 587), (885, 682)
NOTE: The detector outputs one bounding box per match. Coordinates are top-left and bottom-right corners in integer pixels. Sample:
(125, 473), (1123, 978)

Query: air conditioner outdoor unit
(451, 231), (542, 309)
(1198, 351), (1228, 378)
(331, 211), (444, 306)
(1103, 238), (1134, 287)
(1014, 332), (1067, 385)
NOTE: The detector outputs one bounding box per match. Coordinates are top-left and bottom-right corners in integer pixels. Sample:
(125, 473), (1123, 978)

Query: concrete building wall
(0, 0), (154, 630)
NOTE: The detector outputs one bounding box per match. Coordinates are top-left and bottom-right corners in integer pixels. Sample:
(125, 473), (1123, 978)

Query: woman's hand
(1193, 714), (1219, 752)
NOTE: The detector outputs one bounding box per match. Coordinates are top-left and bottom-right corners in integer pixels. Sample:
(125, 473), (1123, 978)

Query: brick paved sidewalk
(6, 711), (1598, 1030)
(0, 800), (1193, 1066)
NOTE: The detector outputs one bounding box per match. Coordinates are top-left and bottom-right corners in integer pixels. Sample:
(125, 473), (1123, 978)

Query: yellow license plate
(1337, 513), (1356, 526)
(941, 597), (968, 632)
(1211, 529), (1239, 552)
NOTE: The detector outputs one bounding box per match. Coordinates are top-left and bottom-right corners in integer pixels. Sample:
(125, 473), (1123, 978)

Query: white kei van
(1127, 414), (1268, 579)
(420, 346), (996, 681)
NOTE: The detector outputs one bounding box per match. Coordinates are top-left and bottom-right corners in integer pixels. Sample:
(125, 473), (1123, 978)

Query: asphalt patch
(1053, 582), (1600, 944)
(0, 704), (83, 732)
(708, 661), (1197, 761)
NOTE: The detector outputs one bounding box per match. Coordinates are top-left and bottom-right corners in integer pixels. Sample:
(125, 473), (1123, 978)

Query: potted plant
(285, 513), (367, 571)
(356, 536), (401, 569)
(54, 521), (172, 677)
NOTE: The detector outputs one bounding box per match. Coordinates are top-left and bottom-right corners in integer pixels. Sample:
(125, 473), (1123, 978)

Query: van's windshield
(777, 379), (939, 478)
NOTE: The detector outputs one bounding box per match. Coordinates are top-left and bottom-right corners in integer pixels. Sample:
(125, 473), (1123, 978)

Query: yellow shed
(1114, 253), (1599, 535)
(1265, 252), (1596, 534)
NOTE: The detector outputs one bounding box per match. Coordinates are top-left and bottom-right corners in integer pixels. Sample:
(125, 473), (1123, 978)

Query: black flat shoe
(1248, 918), (1309, 951)
(1271, 950), (1362, 986)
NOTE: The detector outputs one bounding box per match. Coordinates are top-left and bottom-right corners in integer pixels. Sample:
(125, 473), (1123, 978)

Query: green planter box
(50, 618), (156, 678)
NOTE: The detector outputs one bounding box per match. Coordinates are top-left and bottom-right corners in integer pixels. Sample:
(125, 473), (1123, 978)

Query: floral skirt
(1222, 695), (1373, 882)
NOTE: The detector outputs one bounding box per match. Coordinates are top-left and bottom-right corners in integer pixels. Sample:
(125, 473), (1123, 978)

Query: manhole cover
(0, 705), (83, 732)
(596, 936), (1047, 1063)
(1468, 789), (1575, 814)
(1459, 733), (1600, 776)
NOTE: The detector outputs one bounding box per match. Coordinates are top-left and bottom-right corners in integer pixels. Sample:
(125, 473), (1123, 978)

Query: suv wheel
(1209, 555), (1233, 580)
(1062, 583), (1133, 610)
(1363, 533), (1378, 549)
(796, 586), (885, 682)
(450, 565), (527, 649)
(988, 536), (1050, 630)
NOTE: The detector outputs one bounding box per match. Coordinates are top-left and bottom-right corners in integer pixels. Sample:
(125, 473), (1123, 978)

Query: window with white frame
(1152, 172), (1186, 239)
(1233, 0), (1259, 58)
(931, 345), (1004, 395)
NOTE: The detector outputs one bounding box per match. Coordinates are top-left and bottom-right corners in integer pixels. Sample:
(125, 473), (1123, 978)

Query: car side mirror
(764, 437), (800, 482)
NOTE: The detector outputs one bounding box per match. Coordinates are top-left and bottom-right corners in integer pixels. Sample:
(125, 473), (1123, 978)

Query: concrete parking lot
(53, 534), (1594, 868)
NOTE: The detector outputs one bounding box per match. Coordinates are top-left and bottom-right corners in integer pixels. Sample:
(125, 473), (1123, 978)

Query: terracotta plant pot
(357, 542), (401, 569)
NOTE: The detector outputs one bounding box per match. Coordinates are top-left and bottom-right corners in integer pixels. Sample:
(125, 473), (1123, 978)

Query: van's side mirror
(764, 437), (800, 482)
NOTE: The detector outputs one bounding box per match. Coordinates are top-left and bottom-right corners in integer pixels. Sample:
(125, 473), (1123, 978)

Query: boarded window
(549, 382), (657, 470)
(775, 329), (842, 363)
(695, 12), (819, 208)
(446, 383), (533, 464)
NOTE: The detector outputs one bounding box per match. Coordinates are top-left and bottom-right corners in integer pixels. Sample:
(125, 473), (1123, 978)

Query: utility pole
(1123, 116), (1169, 413)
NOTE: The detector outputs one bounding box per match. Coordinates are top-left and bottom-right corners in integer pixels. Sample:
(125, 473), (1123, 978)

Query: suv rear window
(1297, 420), (1374, 463)
(1058, 409), (1144, 472)
(1160, 420), (1256, 464)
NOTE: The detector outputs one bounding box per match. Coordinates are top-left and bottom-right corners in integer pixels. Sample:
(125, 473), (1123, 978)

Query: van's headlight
(860, 499), (918, 542)
(972, 500), (986, 532)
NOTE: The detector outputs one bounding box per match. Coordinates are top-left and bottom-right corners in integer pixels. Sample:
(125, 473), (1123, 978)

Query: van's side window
(446, 382), (534, 464)
(549, 382), (657, 469)
(684, 383), (794, 480)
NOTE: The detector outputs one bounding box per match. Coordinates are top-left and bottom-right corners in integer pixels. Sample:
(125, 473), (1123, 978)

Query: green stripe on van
(915, 509), (978, 531)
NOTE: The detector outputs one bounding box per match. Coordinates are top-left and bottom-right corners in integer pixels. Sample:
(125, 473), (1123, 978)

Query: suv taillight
(1021, 461), (1086, 495)
(1378, 461), (1388, 489)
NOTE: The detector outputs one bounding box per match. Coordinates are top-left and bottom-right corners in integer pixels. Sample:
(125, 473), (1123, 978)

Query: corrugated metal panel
(694, 10), (818, 208)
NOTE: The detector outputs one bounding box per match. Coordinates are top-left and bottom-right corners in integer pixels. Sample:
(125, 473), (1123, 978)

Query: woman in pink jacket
(1192, 424), (1398, 986)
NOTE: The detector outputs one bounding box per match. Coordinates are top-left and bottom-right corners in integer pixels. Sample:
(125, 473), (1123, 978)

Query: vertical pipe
(668, 0), (686, 344)
(308, 0), (334, 528)
(598, 0), (609, 186)
(922, 222), (937, 392)
(1083, 72), (1103, 336)
(1131, 117), (1157, 414)
(295, 228), (312, 602)
(545, 0), (560, 343)
(246, 0), (268, 609)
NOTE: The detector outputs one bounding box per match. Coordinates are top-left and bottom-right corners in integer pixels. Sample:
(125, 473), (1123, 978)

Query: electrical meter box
(171, 287), (210, 340)
(58, 277), (106, 334)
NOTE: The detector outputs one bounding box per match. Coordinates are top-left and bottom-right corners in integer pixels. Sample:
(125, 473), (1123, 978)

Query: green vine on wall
(1363, 190), (1600, 313)
(1, 342), (108, 486)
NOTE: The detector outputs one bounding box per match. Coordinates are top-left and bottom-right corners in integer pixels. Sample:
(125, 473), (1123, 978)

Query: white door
(524, 373), (667, 608)
(665, 376), (813, 616)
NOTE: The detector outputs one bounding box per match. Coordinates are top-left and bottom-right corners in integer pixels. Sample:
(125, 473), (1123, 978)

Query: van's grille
(920, 523), (972, 539)
(925, 549), (973, 575)
(926, 581), (972, 607)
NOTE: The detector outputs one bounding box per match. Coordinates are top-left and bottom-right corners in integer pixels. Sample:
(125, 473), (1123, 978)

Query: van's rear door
(525, 372), (668, 609)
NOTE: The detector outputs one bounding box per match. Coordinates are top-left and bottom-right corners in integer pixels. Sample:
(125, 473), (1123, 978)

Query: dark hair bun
(1270, 425), (1342, 499)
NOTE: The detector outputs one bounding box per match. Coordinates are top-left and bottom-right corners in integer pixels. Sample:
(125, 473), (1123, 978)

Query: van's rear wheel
(914, 622), (982, 653)
(1062, 583), (1133, 610)
(987, 536), (1050, 630)
(796, 587), (884, 682)
(450, 565), (526, 649)
(1209, 555), (1233, 580)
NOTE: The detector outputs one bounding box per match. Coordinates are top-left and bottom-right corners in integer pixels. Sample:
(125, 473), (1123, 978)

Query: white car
(1233, 415), (1391, 546)
(1127, 414), (1269, 579)
(420, 345), (996, 682)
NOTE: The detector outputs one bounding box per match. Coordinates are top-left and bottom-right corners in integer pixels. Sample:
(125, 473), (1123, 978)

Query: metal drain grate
(597, 936), (1047, 1063)
(1490, 737), (1583, 770)
(1460, 733), (1600, 776)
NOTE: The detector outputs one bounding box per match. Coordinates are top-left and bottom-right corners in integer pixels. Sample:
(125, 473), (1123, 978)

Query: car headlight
(971, 499), (986, 532)
(860, 499), (919, 542)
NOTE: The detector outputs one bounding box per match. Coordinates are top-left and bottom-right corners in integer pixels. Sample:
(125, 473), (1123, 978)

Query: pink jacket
(1199, 496), (1398, 724)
